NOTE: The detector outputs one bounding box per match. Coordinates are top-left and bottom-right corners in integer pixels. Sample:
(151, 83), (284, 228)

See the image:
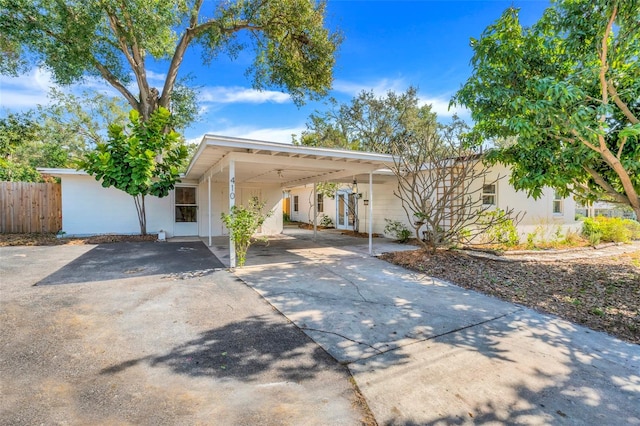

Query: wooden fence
(0, 182), (62, 233)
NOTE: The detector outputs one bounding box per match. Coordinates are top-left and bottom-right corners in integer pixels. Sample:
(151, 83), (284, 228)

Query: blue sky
(0, 0), (550, 144)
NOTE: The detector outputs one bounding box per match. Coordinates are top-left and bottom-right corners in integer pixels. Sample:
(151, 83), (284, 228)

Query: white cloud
(199, 86), (291, 104)
(332, 78), (406, 97)
(0, 68), (57, 110)
(417, 96), (469, 118)
(187, 124), (305, 145)
(332, 77), (469, 119)
(144, 70), (167, 84)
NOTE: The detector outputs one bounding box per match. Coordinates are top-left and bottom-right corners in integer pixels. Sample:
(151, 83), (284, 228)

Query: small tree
(388, 116), (522, 254)
(221, 197), (274, 268)
(79, 107), (188, 235)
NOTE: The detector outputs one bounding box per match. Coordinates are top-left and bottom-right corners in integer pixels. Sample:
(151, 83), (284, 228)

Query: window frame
(482, 183), (497, 206)
(553, 191), (564, 215)
(293, 195), (299, 212)
(317, 193), (324, 213)
(175, 186), (197, 223)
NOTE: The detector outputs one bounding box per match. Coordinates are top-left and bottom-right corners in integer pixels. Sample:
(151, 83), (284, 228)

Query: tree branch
(607, 80), (639, 125)
(583, 165), (630, 204)
(159, 3), (257, 109)
(598, 4), (617, 109)
(570, 129), (600, 152)
(92, 60), (139, 110)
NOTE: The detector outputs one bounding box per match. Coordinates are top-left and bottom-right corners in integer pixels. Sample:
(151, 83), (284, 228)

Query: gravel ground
(380, 245), (640, 344)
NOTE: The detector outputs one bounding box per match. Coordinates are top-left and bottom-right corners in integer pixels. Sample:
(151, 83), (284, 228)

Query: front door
(336, 190), (356, 230)
(174, 186), (198, 236)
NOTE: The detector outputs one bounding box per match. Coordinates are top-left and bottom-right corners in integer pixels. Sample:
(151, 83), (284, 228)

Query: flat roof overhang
(184, 135), (396, 186)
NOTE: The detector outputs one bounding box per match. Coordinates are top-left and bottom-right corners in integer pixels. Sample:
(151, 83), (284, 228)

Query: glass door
(174, 186), (198, 236)
(336, 190), (356, 230)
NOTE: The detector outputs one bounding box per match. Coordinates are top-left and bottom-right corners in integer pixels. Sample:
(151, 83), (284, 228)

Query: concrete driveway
(233, 229), (640, 425)
(0, 241), (369, 425)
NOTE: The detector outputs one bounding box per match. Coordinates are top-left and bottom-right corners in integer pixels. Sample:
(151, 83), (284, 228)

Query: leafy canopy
(1, 0), (340, 120)
(294, 87), (437, 154)
(79, 107), (188, 235)
(453, 0), (640, 217)
(0, 111), (85, 182)
(80, 107), (187, 198)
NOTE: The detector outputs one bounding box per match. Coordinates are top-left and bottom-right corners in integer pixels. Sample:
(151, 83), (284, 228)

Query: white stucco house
(40, 135), (577, 263)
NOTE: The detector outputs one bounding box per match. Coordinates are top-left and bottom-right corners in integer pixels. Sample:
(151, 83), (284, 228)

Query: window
(553, 191), (564, 214)
(175, 187), (197, 222)
(317, 193), (324, 213)
(293, 195), (299, 212)
(482, 184), (496, 206)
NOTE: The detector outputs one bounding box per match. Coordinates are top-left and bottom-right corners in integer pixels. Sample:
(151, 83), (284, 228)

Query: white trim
(369, 172), (373, 256)
(228, 160), (236, 268)
(37, 168), (88, 176)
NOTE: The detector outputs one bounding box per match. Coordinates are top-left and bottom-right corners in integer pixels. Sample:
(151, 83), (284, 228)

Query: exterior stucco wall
(60, 174), (174, 237)
(287, 164), (577, 240)
(288, 185), (338, 226)
(287, 182), (408, 237)
(482, 164), (576, 226)
(198, 180), (283, 237)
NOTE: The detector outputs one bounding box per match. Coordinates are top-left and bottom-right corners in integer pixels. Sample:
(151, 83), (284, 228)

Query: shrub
(319, 214), (333, 228)
(582, 216), (636, 243)
(562, 228), (584, 245)
(221, 197), (273, 267)
(479, 209), (520, 247)
(384, 219), (411, 243)
(623, 219), (640, 240)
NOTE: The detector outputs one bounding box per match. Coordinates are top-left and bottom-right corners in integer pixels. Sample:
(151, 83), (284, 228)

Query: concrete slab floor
(234, 236), (640, 425)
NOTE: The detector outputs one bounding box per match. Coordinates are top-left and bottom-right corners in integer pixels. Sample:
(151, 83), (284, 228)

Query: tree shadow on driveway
(100, 314), (344, 383)
(35, 241), (224, 285)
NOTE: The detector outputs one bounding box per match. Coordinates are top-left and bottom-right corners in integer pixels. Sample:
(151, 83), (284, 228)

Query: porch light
(363, 199), (369, 206)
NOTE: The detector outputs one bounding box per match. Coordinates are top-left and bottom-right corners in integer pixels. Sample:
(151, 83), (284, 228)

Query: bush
(384, 219), (411, 243)
(624, 219), (640, 240)
(221, 197), (273, 267)
(582, 216), (639, 243)
(479, 209), (520, 247)
(320, 214), (333, 227)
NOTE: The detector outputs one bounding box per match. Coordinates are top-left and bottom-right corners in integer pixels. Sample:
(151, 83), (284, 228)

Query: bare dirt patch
(0, 233), (158, 246)
(380, 248), (640, 344)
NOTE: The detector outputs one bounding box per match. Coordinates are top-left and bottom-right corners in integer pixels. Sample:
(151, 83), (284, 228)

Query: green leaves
(1, 0), (339, 121)
(80, 107), (189, 234)
(454, 0), (640, 216)
(221, 197), (274, 267)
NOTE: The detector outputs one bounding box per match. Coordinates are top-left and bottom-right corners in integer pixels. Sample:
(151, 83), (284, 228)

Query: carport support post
(369, 172), (373, 256)
(208, 175), (212, 247)
(313, 183), (318, 241)
(229, 160), (236, 268)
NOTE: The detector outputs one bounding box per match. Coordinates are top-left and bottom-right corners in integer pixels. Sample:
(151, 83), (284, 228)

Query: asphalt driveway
(0, 241), (368, 425)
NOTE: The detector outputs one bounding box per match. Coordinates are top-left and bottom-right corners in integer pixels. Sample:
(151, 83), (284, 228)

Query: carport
(183, 135), (394, 267)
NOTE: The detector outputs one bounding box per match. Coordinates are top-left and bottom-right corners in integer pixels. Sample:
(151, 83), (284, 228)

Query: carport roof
(184, 135), (395, 187)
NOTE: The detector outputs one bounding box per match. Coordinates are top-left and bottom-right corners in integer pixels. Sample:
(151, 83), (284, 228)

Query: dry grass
(0, 233), (158, 246)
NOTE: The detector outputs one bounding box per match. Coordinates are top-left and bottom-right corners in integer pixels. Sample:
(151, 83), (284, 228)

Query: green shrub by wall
(581, 216), (640, 243)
